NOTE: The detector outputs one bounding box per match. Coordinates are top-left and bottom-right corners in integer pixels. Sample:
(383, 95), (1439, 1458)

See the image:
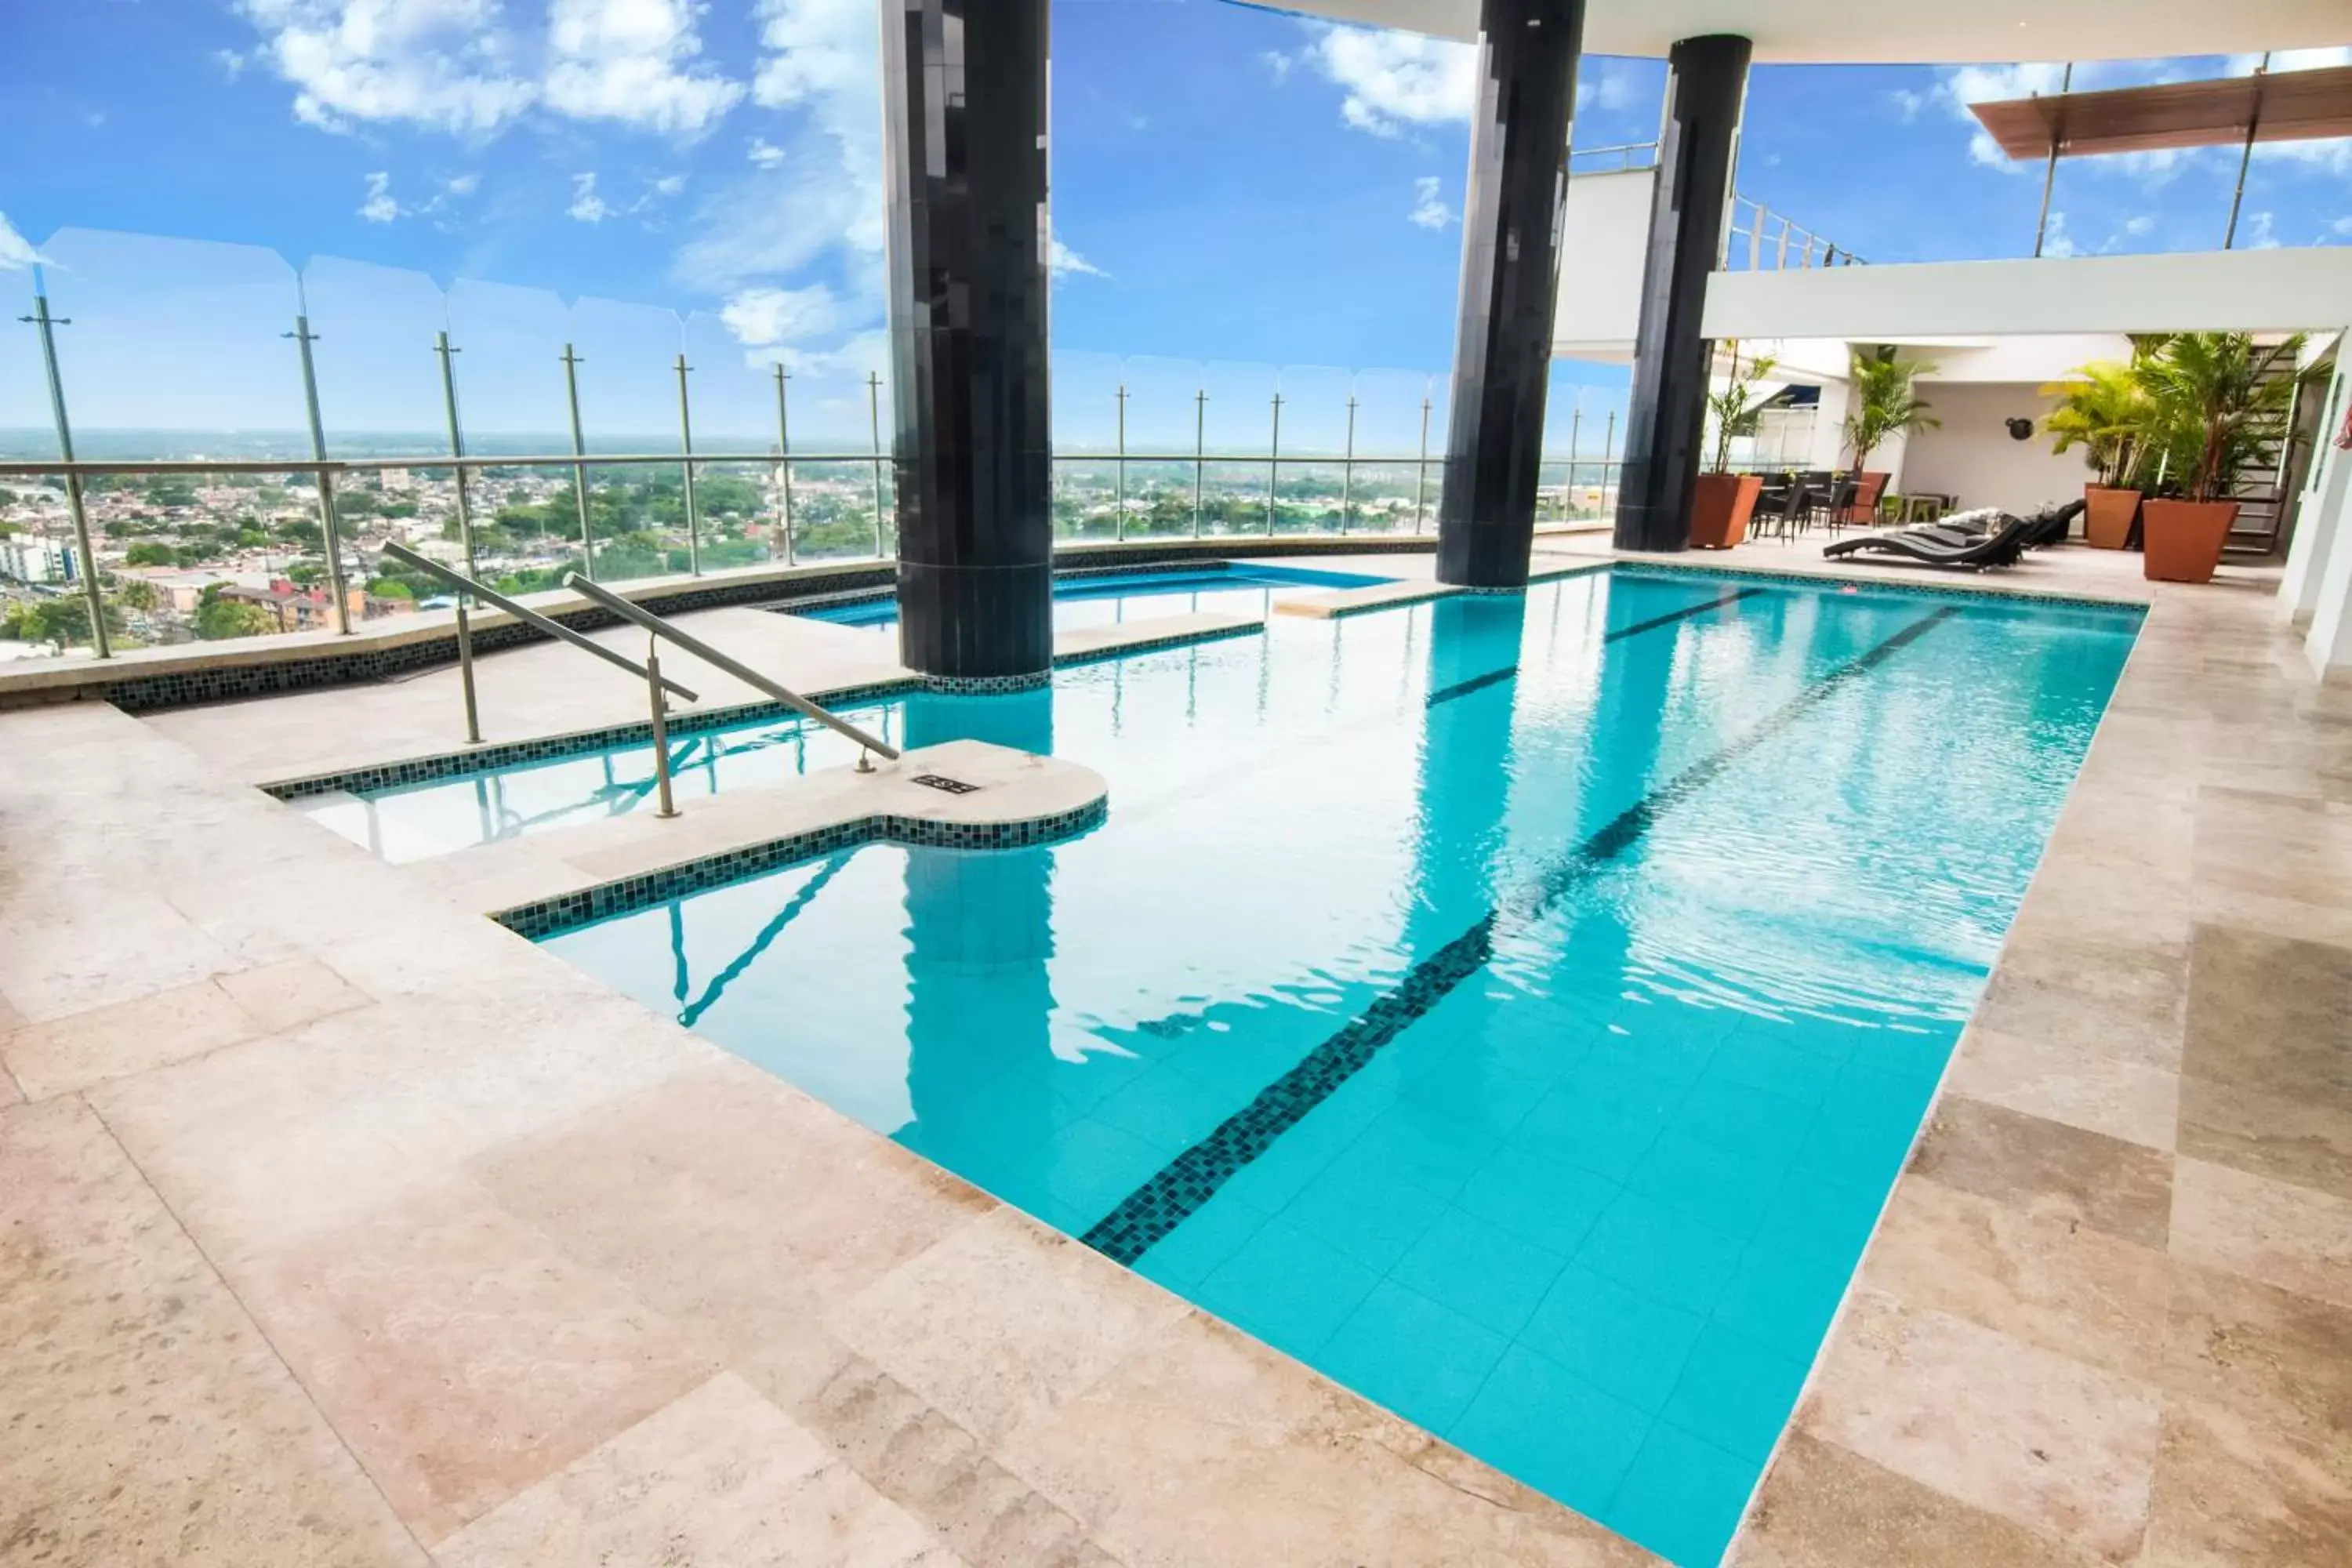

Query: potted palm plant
(2135, 332), (2305, 584)
(2041, 358), (2152, 549)
(1842, 347), (1939, 522)
(1690, 342), (1777, 549)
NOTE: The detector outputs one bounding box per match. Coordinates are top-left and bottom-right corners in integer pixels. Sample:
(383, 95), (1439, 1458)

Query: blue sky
(0, 1), (2347, 442)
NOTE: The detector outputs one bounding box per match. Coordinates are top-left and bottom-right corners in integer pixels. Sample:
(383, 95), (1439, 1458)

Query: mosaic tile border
(495, 794), (1109, 942)
(264, 677), (920, 800)
(920, 670), (1054, 695)
(1051, 619), (1261, 670)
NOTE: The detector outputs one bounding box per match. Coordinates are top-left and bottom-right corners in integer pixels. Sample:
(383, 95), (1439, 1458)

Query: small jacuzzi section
(451, 568), (2141, 1564)
(792, 561), (1394, 630)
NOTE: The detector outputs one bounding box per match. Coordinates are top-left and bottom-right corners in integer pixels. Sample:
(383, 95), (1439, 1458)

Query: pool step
(806, 1356), (1124, 1568)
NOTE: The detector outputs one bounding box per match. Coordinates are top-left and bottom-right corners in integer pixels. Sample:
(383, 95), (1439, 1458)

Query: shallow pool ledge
(405, 738), (1109, 937)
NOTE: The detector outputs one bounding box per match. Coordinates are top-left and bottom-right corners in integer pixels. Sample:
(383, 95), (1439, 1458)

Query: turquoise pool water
(481, 568), (2133, 1563)
(794, 561), (1392, 629)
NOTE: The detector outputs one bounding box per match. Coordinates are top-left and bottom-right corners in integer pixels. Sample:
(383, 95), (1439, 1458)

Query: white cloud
(1934, 62), (2067, 172)
(235, 0), (743, 138)
(1305, 25), (1474, 138)
(2254, 138), (2352, 177)
(0, 212), (41, 271)
(1262, 51), (1294, 85)
(444, 172), (480, 196)
(1886, 87), (1924, 122)
(2335, 215), (2352, 237)
(2124, 213), (2155, 236)
(2244, 211), (2278, 249)
(214, 49), (249, 81)
(746, 136), (786, 168)
(2040, 211), (2079, 258)
(2227, 47), (2352, 75)
(1933, 62), (2209, 185)
(1577, 62), (1639, 114)
(649, 172), (687, 197)
(1048, 234), (1107, 279)
(358, 169), (404, 221)
(567, 171), (610, 222)
(543, 0), (743, 137)
(236, 0), (539, 136)
(720, 282), (842, 350)
(1407, 175), (1453, 230)
(673, 0), (884, 293)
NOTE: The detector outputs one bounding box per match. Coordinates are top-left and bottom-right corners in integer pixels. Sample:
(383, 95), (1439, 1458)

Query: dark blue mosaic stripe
(1080, 606), (1958, 1266)
(1423, 586), (1765, 709)
(1609, 559), (2141, 615)
(496, 795), (1108, 942)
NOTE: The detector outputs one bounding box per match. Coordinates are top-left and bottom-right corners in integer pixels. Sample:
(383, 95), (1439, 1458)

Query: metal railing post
(866, 370), (886, 558)
(1774, 216), (1790, 270)
(2034, 64), (2074, 258)
(1114, 381), (1128, 542)
(1266, 392), (1283, 535)
(1603, 408), (1617, 507)
(433, 330), (478, 582)
(645, 636), (680, 818)
(1191, 387), (1207, 538)
(561, 343), (594, 581)
(773, 365), (796, 564)
(2224, 53), (2270, 249)
(285, 310), (352, 635)
(1748, 201), (1763, 270)
(17, 289), (109, 658)
(454, 600), (484, 744)
(1569, 405), (1584, 511)
(674, 352), (701, 575)
(1340, 394), (1357, 535)
(1414, 392), (1432, 534)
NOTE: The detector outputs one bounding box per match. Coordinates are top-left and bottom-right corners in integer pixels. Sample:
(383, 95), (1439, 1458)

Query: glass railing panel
(442, 278), (572, 452)
(35, 229), (305, 463)
(1342, 460), (1428, 534)
(785, 459), (888, 561)
(1120, 355), (1203, 460)
(570, 297), (686, 576)
(679, 310), (782, 456)
(1051, 457), (1117, 542)
(1197, 360), (1279, 459)
(1272, 459), (1345, 534)
(1272, 364), (1352, 466)
(1198, 459), (1273, 537)
(1352, 368), (1439, 464)
(1051, 349), (1122, 460)
(691, 459), (782, 569)
(301, 256), (448, 459)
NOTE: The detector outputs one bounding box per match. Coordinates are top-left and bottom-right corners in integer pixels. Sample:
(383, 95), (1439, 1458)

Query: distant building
(0, 535), (77, 584)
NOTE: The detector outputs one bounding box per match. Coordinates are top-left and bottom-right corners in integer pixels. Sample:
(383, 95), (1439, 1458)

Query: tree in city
(1842, 347), (1940, 475)
(124, 541), (182, 568)
(194, 584), (274, 641)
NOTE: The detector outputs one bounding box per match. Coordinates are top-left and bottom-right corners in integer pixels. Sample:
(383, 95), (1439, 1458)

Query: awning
(1968, 66), (2352, 160)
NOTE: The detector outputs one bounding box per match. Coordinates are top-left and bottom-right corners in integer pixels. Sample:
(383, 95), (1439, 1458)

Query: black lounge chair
(1822, 514), (2034, 571)
(1913, 499), (2082, 552)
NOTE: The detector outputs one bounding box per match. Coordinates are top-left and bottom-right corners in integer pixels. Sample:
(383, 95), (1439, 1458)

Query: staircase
(2223, 356), (2318, 559)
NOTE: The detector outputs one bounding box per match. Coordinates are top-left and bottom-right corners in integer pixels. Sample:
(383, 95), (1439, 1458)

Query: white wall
(1895, 383), (2091, 515)
(1552, 169), (1653, 357)
(1704, 249), (2352, 342)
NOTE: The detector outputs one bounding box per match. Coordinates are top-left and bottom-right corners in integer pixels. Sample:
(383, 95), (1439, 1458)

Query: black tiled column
(883, 0), (1054, 684)
(1436, 0), (1587, 591)
(1613, 34), (1751, 554)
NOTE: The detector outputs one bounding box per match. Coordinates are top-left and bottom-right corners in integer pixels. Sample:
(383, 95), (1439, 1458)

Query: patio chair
(1820, 514), (2034, 571)
(1838, 472), (1889, 528)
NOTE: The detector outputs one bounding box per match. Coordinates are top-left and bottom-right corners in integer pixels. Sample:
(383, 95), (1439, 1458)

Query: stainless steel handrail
(561, 572), (902, 764)
(380, 540), (699, 703)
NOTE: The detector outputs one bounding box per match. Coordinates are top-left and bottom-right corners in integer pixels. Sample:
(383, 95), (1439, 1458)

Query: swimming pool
(458, 568), (2136, 1563)
(793, 561), (1392, 629)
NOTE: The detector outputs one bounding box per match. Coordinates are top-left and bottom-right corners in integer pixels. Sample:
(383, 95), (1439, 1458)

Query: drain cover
(911, 774), (980, 795)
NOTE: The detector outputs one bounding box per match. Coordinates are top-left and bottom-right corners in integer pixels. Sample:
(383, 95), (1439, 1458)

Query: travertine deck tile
(1, 973), (259, 1099)
(1907, 1095), (2176, 1250)
(996, 1308), (1657, 1567)
(1945, 1022), (2180, 1150)
(2160, 1261), (2352, 1446)
(1797, 1288), (2163, 1563)
(2142, 1396), (2352, 1567)
(2177, 1070), (2352, 1199)
(237, 1176), (717, 1544)
(833, 1206), (1192, 1445)
(2180, 923), (2352, 1102)
(1730, 1432), (2104, 1568)
(0, 1097), (426, 1567)
(434, 1372), (964, 1568)
(1861, 1176), (2170, 1381)
(2169, 1157), (2352, 1312)
(215, 953), (372, 1033)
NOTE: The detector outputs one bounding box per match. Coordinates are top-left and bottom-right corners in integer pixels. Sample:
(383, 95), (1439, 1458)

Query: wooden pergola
(1966, 61), (2352, 252)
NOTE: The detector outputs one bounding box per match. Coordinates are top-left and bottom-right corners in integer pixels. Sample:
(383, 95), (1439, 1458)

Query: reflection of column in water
(1398, 593), (1528, 1122)
(902, 683), (1054, 755)
(898, 840), (1060, 1215)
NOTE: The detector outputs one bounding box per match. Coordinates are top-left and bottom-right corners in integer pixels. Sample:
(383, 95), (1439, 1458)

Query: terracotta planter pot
(2141, 499), (2238, 584)
(1689, 472), (1763, 550)
(2082, 485), (2140, 550)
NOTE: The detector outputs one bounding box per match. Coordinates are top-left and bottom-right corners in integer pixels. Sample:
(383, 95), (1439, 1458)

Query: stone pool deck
(3, 539), (2348, 1566)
